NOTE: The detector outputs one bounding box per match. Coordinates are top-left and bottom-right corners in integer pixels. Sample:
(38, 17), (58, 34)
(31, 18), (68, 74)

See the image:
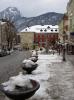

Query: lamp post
(62, 31), (66, 61)
(62, 43), (66, 61)
(57, 39), (61, 55)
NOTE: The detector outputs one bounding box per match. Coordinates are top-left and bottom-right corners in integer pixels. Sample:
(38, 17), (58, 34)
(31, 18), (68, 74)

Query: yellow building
(20, 31), (34, 50)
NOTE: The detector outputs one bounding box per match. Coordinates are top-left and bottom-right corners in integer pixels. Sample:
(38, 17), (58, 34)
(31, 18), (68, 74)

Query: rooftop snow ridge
(21, 25), (59, 33)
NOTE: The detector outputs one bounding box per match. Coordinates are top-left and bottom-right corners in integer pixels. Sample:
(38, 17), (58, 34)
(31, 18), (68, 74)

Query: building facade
(20, 32), (34, 50)
(0, 21), (7, 50)
(34, 33), (58, 48)
(58, 14), (68, 43)
(20, 25), (59, 50)
(67, 0), (74, 54)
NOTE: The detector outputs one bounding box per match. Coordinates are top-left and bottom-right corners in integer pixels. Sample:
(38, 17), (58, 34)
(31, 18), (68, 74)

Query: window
(47, 26), (50, 29)
(55, 29), (57, 31)
(51, 29), (53, 32)
(44, 29), (47, 32)
(40, 29), (43, 32)
(25, 29), (27, 31)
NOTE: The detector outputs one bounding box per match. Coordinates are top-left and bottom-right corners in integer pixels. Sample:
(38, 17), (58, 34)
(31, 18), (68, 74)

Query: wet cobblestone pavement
(49, 61), (74, 100)
(29, 54), (74, 100)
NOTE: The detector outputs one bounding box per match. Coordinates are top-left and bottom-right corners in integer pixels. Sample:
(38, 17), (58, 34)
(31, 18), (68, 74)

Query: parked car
(0, 50), (7, 57)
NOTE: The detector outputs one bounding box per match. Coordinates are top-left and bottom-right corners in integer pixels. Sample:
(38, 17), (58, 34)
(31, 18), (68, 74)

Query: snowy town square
(0, 49), (74, 100)
(0, 0), (74, 100)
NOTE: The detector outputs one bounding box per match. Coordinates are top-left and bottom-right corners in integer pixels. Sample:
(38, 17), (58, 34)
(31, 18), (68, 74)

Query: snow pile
(22, 59), (37, 68)
(31, 50), (38, 56)
(36, 48), (46, 54)
(2, 53), (62, 99)
(38, 54), (62, 63)
(2, 72), (33, 91)
(36, 50), (42, 54)
(31, 48), (46, 55)
(29, 57), (37, 60)
(24, 54), (62, 99)
(37, 50), (44, 54)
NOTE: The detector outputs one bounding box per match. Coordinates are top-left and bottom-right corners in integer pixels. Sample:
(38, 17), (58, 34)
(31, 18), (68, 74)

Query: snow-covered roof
(0, 21), (6, 25)
(21, 25), (59, 33)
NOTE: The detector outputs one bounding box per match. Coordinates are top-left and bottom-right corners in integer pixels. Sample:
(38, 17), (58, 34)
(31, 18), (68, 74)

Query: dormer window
(40, 29), (43, 32)
(47, 26), (50, 29)
(51, 29), (53, 31)
(25, 29), (27, 31)
(55, 29), (57, 31)
(44, 29), (47, 32)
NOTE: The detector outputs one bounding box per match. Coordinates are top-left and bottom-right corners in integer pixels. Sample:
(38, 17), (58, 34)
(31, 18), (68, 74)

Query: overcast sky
(0, 0), (69, 17)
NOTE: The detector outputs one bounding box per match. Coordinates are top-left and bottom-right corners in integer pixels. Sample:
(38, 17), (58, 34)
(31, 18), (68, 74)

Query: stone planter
(0, 79), (40, 100)
(22, 64), (38, 74)
(29, 57), (38, 63)
(31, 58), (38, 63)
(31, 55), (38, 59)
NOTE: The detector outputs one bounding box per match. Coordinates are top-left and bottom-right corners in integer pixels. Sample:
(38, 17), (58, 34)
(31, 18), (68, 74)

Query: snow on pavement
(4, 53), (62, 100)
(24, 54), (62, 100)
(4, 53), (74, 100)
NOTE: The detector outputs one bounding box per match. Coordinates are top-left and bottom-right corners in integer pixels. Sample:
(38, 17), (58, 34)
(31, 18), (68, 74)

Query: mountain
(0, 7), (64, 31)
(0, 7), (21, 21)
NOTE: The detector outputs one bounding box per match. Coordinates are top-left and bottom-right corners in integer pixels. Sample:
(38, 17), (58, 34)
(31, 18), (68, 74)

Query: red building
(34, 33), (58, 48)
(33, 25), (59, 48)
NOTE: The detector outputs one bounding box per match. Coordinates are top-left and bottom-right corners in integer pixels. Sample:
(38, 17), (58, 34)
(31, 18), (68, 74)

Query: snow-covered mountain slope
(0, 7), (64, 31)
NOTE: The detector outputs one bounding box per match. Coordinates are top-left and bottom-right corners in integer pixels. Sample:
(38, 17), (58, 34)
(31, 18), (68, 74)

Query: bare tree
(2, 19), (17, 50)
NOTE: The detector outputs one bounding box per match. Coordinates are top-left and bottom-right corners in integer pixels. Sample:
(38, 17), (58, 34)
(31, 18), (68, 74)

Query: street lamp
(62, 43), (66, 61)
(62, 31), (66, 61)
